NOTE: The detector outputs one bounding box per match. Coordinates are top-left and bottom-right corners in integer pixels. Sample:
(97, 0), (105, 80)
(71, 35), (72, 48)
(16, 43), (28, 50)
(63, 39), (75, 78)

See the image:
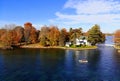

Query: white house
(65, 36), (91, 47)
(76, 39), (86, 45)
(65, 42), (71, 47)
(76, 38), (90, 46)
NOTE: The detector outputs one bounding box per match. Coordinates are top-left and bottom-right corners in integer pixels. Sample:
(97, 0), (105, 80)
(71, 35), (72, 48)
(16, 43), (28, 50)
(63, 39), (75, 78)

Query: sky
(1, 0), (120, 33)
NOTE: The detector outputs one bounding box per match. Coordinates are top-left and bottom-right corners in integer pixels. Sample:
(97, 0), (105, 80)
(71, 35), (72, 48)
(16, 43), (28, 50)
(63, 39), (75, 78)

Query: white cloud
(64, 0), (120, 14)
(51, 12), (120, 24)
(49, 0), (120, 32)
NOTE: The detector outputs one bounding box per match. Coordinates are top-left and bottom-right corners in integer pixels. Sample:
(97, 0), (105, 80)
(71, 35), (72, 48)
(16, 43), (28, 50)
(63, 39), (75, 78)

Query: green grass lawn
(70, 45), (97, 48)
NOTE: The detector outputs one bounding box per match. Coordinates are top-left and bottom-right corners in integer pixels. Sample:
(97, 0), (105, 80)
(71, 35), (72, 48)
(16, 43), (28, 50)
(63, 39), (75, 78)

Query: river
(0, 36), (120, 81)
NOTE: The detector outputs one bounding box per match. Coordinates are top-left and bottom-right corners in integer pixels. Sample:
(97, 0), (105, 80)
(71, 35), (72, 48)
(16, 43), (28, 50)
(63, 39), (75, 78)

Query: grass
(70, 45), (97, 49)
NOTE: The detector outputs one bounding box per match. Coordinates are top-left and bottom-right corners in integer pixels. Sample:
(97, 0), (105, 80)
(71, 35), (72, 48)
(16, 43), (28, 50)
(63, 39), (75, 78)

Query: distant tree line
(0, 22), (105, 47)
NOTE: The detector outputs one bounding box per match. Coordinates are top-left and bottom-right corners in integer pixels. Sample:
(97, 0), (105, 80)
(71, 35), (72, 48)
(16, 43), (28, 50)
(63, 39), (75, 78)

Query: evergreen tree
(87, 24), (105, 45)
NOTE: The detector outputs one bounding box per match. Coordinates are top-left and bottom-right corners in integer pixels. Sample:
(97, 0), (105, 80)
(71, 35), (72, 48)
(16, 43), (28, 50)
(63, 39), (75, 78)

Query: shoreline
(113, 45), (120, 49)
(0, 43), (97, 50)
(20, 45), (97, 50)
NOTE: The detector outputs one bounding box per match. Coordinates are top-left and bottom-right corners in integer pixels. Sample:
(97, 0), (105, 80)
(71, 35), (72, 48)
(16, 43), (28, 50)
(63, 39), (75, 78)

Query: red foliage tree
(29, 27), (38, 43)
(24, 22), (37, 44)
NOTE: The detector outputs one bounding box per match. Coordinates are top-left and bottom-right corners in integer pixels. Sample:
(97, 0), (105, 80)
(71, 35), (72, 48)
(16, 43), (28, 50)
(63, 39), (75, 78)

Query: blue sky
(1, 0), (120, 33)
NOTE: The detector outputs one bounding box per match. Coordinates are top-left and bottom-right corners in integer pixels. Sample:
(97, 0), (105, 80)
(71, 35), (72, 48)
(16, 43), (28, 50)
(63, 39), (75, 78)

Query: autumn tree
(0, 29), (7, 42)
(39, 26), (49, 46)
(48, 26), (60, 46)
(29, 27), (38, 43)
(59, 28), (67, 46)
(24, 22), (37, 44)
(24, 22), (32, 43)
(114, 30), (120, 43)
(87, 24), (105, 45)
(12, 26), (24, 44)
(0, 24), (16, 46)
(1, 30), (14, 46)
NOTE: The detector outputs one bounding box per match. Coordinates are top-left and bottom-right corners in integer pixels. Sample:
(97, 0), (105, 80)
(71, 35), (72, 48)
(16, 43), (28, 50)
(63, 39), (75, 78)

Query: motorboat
(79, 59), (88, 63)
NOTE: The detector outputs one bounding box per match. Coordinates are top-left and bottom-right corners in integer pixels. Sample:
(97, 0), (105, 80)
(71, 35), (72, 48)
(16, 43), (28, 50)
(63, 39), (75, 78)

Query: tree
(0, 24), (17, 46)
(1, 30), (14, 46)
(12, 26), (24, 44)
(87, 24), (105, 45)
(24, 22), (32, 44)
(48, 26), (60, 46)
(69, 28), (82, 45)
(0, 29), (7, 42)
(114, 30), (120, 43)
(29, 27), (38, 43)
(24, 22), (38, 44)
(39, 26), (49, 46)
(59, 28), (67, 46)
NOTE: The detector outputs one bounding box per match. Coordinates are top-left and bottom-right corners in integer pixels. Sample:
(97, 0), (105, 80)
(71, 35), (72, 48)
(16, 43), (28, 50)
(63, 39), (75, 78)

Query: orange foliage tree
(29, 27), (38, 43)
(1, 30), (14, 46)
(24, 22), (38, 44)
(12, 26), (24, 44)
(48, 26), (60, 46)
(0, 29), (7, 42)
(114, 29), (120, 43)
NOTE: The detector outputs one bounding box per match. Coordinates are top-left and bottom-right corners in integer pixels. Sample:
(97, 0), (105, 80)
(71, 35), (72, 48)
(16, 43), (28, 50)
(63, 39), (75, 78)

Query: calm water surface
(0, 36), (120, 81)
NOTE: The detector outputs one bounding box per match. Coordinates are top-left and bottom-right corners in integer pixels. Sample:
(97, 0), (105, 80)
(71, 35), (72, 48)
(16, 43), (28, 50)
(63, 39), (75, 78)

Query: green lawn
(70, 45), (97, 49)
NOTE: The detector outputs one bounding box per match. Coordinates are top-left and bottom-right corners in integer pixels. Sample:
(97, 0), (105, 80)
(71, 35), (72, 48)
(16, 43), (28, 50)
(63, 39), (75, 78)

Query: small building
(65, 36), (91, 47)
(65, 42), (71, 47)
(76, 38), (90, 46)
(76, 36), (90, 46)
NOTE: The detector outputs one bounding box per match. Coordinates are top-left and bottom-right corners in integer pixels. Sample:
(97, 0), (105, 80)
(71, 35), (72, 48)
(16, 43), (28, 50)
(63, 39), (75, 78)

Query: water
(0, 36), (120, 80)
(105, 36), (114, 45)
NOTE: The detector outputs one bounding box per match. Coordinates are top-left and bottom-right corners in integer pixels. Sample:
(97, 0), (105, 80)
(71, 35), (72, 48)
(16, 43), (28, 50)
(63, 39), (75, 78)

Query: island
(0, 22), (105, 50)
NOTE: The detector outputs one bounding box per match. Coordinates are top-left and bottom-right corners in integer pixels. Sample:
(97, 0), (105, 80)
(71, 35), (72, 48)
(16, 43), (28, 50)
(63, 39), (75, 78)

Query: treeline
(0, 22), (105, 47)
(114, 30), (120, 46)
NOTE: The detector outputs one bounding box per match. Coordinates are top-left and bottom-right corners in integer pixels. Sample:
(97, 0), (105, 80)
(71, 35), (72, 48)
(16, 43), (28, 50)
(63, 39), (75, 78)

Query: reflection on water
(0, 46), (120, 80)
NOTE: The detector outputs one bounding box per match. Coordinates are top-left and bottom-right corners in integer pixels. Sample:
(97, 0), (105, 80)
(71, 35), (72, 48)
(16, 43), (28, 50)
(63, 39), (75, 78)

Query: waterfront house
(65, 42), (71, 47)
(75, 38), (89, 46)
(65, 36), (90, 47)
